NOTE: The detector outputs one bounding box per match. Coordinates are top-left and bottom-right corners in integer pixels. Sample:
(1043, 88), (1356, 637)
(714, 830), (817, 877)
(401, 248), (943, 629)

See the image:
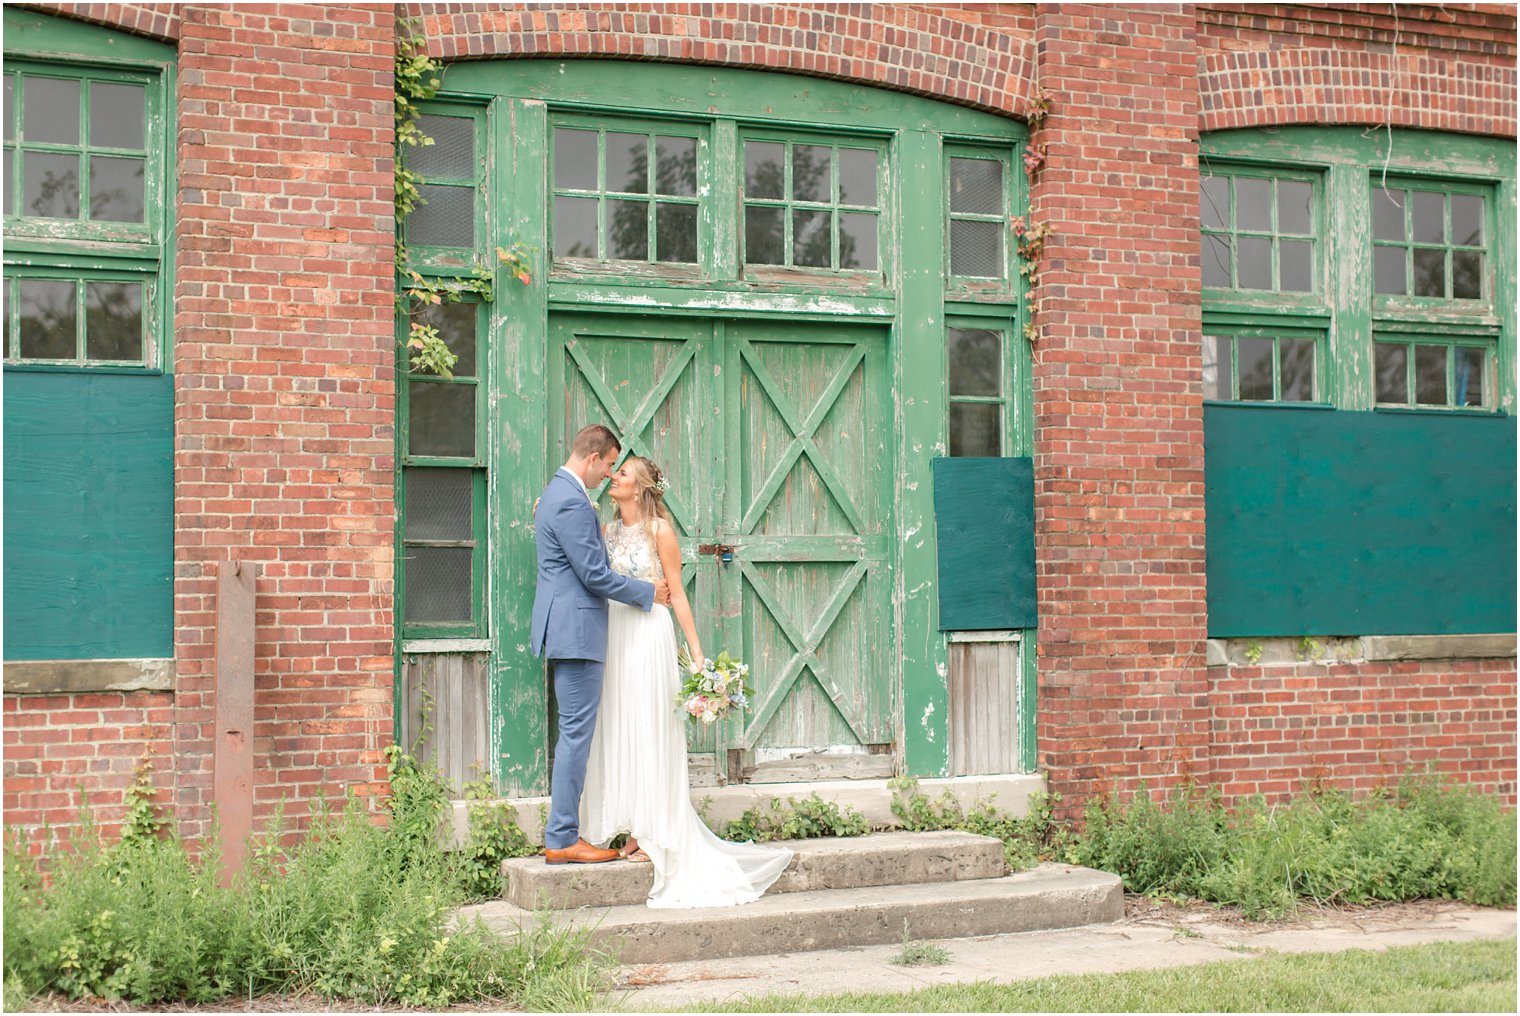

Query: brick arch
(1200, 46), (1518, 138)
(406, 2), (1039, 121)
(19, 2), (180, 41)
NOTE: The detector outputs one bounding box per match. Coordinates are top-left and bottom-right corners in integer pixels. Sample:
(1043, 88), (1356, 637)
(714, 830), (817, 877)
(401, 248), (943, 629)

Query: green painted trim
(546, 282), (897, 317)
(3, 8), (174, 65)
(1018, 628), (1037, 774)
(440, 60), (1022, 138)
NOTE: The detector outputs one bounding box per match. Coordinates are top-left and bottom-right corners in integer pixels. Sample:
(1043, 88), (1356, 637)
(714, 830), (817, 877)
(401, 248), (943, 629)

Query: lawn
(667, 936), (1517, 1013)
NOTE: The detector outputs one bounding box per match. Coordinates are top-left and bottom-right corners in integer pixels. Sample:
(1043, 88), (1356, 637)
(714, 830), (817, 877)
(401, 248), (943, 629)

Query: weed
(889, 920), (950, 967)
(889, 777), (1063, 871)
(719, 793), (870, 842)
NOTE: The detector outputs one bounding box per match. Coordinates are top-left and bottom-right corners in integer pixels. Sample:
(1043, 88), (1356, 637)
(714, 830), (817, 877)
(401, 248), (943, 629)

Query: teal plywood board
(4, 371), (173, 659)
(932, 457), (1037, 631)
(1205, 406), (1517, 637)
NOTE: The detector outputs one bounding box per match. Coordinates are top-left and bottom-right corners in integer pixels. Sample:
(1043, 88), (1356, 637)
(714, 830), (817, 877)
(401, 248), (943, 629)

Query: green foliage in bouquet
(675, 648), (753, 725)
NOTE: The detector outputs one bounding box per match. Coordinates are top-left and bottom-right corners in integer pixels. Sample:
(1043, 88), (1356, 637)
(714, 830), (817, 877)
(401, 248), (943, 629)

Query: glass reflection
(949, 402), (1001, 457)
(1452, 250), (1482, 300)
(745, 206), (784, 265)
(744, 141), (783, 199)
(18, 278), (77, 359)
(838, 212), (877, 270)
(1412, 248), (1445, 298)
(792, 145), (831, 202)
(948, 329), (1001, 397)
(84, 281), (142, 361)
(1236, 337), (1274, 400)
(408, 380), (475, 458)
(605, 132), (647, 194)
(838, 149), (877, 206)
(656, 202), (698, 263)
(1279, 338), (1315, 401)
(655, 136), (697, 196)
(792, 209), (830, 267)
(607, 198), (649, 259)
(1375, 343), (1408, 403)
(1451, 194), (1484, 246)
(89, 156), (145, 222)
(24, 151), (79, 218)
(554, 196), (598, 258)
(1455, 347), (1487, 408)
(1414, 344), (1446, 405)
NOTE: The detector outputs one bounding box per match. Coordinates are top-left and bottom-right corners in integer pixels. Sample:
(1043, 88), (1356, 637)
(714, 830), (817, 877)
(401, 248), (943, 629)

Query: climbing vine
(394, 18), (530, 378)
(1014, 86), (1053, 348)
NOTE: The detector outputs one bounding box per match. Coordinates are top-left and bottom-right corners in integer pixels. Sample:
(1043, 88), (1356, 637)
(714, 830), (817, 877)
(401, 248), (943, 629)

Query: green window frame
(945, 316), (1016, 456)
(1373, 335), (1497, 410)
(403, 101), (487, 271)
(550, 115), (706, 270)
(3, 27), (172, 374)
(1371, 177), (1492, 303)
(1200, 165), (1321, 295)
(945, 144), (1015, 291)
(398, 296), (488, 638)
(739, 130), (885, 277)
(1203, 327), (1324, 404)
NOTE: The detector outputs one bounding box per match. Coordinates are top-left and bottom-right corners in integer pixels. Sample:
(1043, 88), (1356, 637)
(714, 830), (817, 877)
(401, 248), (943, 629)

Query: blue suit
(532, 468), (655, 849)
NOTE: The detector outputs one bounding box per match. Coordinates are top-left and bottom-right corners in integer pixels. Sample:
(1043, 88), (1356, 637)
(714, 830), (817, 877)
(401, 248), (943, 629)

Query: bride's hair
(623, 455), (675, 553)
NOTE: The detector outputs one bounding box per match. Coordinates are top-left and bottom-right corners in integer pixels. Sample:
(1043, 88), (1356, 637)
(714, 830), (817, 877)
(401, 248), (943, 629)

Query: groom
(532, 424), (670, 864)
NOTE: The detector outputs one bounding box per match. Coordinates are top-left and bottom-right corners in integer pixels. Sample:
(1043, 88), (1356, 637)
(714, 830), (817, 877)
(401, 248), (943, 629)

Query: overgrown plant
(459, 768), (538, 900)
(889, 919), (950, 967)
(717, 793), (870, 842)
(1012, 86), (1053, 349)
(890, 777), (1062, 871)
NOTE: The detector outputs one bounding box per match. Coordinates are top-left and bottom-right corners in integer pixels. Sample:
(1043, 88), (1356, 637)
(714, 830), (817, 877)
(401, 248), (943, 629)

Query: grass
(889, 919), (950, 967)
(667, 936), (1517, 1012)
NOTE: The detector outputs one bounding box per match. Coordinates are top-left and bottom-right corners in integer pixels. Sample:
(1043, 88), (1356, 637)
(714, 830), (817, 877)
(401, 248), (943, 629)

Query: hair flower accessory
(653, 476), (670, 494)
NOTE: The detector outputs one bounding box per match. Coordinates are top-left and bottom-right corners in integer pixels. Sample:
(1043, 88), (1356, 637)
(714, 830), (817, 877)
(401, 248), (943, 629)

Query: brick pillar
(1030, 4), (1210, 808)
(174, 3), (397, 837)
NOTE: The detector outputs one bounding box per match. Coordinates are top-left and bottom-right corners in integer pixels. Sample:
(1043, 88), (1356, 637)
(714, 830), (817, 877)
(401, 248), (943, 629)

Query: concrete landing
(460, 862), (1123, 964)
(501, 830), (1007, 909)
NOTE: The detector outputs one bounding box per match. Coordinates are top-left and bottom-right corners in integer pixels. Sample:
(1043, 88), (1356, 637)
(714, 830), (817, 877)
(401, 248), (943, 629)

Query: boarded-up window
(947, 632), (1020, 776)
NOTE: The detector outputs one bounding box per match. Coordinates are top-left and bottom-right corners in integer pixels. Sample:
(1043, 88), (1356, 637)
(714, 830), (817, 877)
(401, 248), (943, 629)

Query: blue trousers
(544, 658), (604, 850)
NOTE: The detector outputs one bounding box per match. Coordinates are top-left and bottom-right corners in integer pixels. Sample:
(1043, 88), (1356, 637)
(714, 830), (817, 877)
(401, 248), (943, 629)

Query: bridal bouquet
(676, 648), (752, 725)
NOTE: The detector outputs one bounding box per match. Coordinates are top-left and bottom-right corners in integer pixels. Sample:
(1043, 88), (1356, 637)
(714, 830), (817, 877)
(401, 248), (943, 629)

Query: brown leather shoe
(544, 838), (619, 865)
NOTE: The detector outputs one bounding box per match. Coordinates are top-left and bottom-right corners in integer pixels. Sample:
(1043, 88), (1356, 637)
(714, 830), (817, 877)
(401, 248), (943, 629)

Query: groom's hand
(653, 579), (672, 605)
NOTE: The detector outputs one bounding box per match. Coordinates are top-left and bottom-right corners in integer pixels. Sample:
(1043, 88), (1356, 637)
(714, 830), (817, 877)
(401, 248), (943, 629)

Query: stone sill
(3, 658), (175, 695)
(1206, 633), (1516, 667)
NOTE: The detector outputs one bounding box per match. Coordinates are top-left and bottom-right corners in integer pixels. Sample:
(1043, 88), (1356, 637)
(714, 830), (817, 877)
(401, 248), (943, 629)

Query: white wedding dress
(580, 518), (793, 909)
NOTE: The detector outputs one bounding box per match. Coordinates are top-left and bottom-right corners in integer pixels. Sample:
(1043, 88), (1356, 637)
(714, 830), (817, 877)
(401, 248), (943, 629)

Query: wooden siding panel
(402, 652), (490, 793)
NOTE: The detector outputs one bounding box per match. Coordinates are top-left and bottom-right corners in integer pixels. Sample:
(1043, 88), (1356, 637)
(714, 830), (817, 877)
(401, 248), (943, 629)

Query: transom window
(1374, 337), (1495, 410)
(1371, 181), (1488, 300)
(3, 66), (150, 227)
(552, 120), (702, 264)
(5, 273), (148, 365)
(1204, 331), (1320, 403)
(946, 149), (1010, 283)
(742, 136), (881, 272)
(1201, 168), (1318, 293)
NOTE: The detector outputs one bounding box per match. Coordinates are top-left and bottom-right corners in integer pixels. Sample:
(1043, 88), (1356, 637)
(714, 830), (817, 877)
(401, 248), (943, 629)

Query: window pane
(1201, 334), (1230, 401)
(24, 77), (79, 145)
(744, 141), (783, 199)
(89, 155), (144, 222)
(411, 114), (474, 179)
(745, 206), (784, 265)
(408, 380), (475, 458)
(655, 202), (698, 263)
(90, 82), (146, 151)
(792, 209), (830, 267)
(1374, 245), (1406, 295)
(950, 220), (1002, 277)
(23, 151), (79, 218)
(1411, 191), (1445, 244)
(1372, 188), (1405, 241)
(404, 546), (472, 623)
(1277, 180), (1311, 234)
(1279, 239), (1312, 292)
(1451, 194), (1484, 246)
(17, 279), (77, 359)
(1415, 345), (1446, 405)
(3, 75), (13, 142)
(553, 196), (598, 258)
(1202, 234), (1231, 288)
(838, 148), (877, 206)
(1199, 174), (1228, 230)
(1235, 236), (1271, 290)
(1279, 337), (1315, 402)
(3, 149), (12, 217)
(408, 184), (472, 247)
(949, 402), (1001, 457)
(838, 212), (877, 270)
(949, 158), (1001, 215)
(554, 128), (598, 190)
(655, 136), (696, 197)
(1236, 337), (1274, 401)
(1412, 248), (1445, 298)
(792, 145), (831, 202)
(84, 281), (142, 361)
(405, 467), (474, 541)
(605, 131), (647, 194)
(413, 299), (477, 378)
(1234, 176), (1271, 231)
(1375, 343), (1408, 403)
(1455, 347), (1487, 408)
(606, 198), (648, 260)
(1452, 250), (1482, 300)
(948, 328), (1001, 397)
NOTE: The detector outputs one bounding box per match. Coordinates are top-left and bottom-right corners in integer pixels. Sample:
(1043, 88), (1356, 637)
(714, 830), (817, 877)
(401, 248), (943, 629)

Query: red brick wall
(1210, 658), (1519, 801)
(1030, 4), (1211, 810)
(3, 693), (173, 846)
(172, 3), (398, 838)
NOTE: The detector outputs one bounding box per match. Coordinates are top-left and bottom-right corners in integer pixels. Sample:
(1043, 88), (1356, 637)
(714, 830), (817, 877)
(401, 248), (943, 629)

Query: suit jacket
(531, 468), (656, 661)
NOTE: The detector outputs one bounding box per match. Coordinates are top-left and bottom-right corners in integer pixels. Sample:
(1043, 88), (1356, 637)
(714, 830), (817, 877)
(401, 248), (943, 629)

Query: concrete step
(502, 830), (1007, 909)
(460, 862), (1123, 964)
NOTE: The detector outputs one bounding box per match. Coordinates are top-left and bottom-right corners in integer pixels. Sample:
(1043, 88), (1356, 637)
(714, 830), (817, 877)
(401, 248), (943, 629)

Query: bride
(579, 455), (793, 908)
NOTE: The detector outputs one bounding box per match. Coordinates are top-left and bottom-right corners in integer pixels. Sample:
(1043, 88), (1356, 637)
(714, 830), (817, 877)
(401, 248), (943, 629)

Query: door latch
(697, 543), (736, 565)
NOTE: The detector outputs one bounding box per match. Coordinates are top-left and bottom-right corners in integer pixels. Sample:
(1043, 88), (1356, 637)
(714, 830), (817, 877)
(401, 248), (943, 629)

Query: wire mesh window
(945, 147), (1013, 285)
(405, 109), (482, 252)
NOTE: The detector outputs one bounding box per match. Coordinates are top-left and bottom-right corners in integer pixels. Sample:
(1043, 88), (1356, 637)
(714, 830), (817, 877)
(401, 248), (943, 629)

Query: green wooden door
(546, 313), (894, 782)
(722, 320), (895, 780)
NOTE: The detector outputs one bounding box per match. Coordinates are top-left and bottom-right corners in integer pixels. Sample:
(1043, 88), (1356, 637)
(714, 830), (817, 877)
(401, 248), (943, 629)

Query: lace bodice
(606, 519), (665, 583)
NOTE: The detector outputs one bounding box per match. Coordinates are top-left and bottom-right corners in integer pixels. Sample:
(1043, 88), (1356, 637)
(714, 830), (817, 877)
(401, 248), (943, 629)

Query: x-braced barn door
(547, 313), (895, 784)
